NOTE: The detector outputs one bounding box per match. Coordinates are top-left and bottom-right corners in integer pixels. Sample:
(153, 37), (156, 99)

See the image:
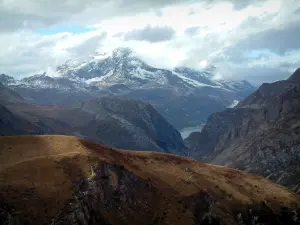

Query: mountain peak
(0, 74), (16, 85)
(22, 73), (51, 82)
(112, 47), (133, 59)
(287, 68), (300, 83)
(53, 47), (254, 93)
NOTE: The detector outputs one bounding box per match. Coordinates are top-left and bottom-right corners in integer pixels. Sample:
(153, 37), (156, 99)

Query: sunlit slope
(0, 135), (299, 225)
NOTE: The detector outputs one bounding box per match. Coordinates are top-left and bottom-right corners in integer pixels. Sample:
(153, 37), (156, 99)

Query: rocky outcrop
(0, 205), (19, 225)
(56, 162), (300, 225)
(54, 162), (159, 225)
(185, 69), (300, 193)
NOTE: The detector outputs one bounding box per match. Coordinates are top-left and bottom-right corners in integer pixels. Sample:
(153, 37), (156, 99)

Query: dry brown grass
(0, 135), (299, 225)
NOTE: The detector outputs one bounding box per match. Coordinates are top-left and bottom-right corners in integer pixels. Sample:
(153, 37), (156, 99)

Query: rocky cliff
(1, 135), (300, 225)
(185, 68), (300, 193)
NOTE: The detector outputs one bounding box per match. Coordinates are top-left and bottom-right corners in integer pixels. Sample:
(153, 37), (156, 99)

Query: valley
(1, 1), (300, 224)
(1, 55), (300, 225)
(185, 68), (300, 193)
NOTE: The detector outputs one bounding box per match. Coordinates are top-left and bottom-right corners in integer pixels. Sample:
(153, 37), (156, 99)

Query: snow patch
(228, 100), (240, 108)
(173, 72), (213, 88)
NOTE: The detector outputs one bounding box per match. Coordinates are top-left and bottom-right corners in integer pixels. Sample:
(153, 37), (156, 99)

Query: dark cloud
(124, 25), (176, 43)
(117, 0), (187, 10)
(0, 9), (60, 32)
(239, 13), (278, 29)
(233, 22), (300, 54)
(184, 26), (200, 37)
(206, 0), (268, 10)
(0, 0), (270, 33)
(118, 0), (268, 11)
(229, 0), (256, 10)
(0, 0), (186, 32)
(0, 0), (97, 32)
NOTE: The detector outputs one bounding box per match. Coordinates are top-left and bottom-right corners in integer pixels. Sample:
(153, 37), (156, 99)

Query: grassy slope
(0, 135), (299, 224)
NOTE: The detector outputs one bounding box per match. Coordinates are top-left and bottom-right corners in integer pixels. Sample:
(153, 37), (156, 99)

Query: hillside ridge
(1, 135), (300, 225)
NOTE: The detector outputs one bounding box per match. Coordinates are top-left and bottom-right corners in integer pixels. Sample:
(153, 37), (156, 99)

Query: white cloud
(0, 0), (299, 84)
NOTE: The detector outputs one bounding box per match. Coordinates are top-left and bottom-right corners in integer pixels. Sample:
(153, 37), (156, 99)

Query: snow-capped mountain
(21, 73), (91, 92)
(56, 47), (254, 93)
(1, 73), (106, 94)
(1, 47), (255, 129)
(2, 47), (253, 94)
(57, 47), (176, 89)
(0, 73), (109, 105)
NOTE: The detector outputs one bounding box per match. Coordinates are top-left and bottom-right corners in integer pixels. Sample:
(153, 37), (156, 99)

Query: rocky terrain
(0, 48), (254, 129)
(0, 82), (184, 153)
(185, 68), (300, 193)
(1, 135), (300, 225)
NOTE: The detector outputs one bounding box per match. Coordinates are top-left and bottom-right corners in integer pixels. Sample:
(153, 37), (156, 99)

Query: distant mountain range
(2, 50), (300, 224)
(0, 83), (184, 154)
(185, 68), (300, 193)
(0, 47), (254, 129)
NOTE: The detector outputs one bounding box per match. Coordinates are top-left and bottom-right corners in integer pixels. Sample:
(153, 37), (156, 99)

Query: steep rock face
(56, 162), (300, 225)
(1, 135), (300, 225)
(185, 69), (300, 193)
(55, 162), (161, 225)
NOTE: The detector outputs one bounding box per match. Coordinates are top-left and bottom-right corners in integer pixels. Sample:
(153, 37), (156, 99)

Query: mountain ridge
(1, 48), (254, 94)
(0, 48), (255, 129)
(185, 68), (300, 193)
(0, 83), (185, 154)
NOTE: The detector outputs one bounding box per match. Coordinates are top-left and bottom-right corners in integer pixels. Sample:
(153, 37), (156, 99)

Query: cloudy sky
(0, 0), (300, 85)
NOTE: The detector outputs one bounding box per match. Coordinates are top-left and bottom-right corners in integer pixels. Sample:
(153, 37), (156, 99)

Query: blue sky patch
(245, 49), (274, 58)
